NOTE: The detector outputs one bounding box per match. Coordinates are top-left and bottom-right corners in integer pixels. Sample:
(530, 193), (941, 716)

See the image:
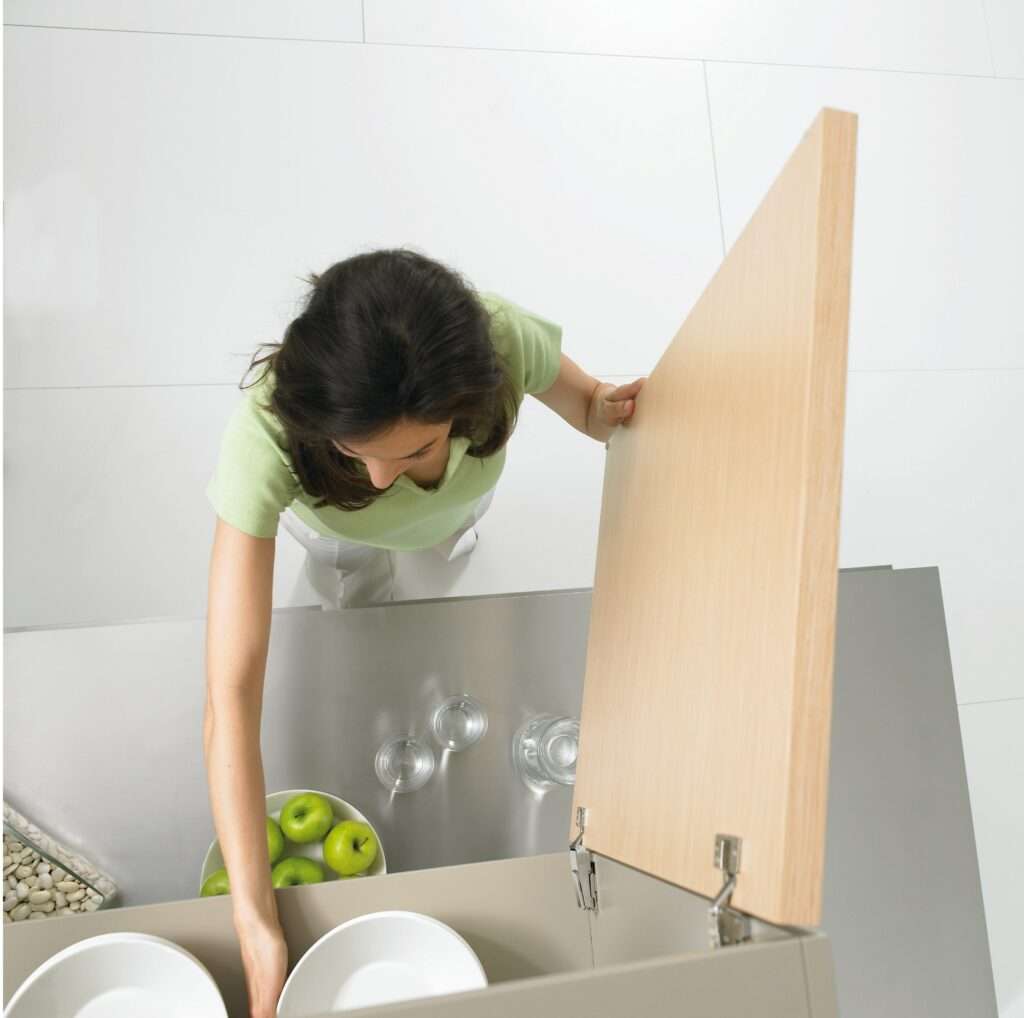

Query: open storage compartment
(4, 106), (857, 1018)
(3, 850), (834, 1017)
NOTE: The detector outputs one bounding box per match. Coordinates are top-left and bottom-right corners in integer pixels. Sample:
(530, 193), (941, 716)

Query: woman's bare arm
(204, 516), (287, 1016)
(533, 353), (644, 442)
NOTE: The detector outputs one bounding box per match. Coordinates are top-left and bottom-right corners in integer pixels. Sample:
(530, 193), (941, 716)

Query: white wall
(3, 3), (1021, 1011)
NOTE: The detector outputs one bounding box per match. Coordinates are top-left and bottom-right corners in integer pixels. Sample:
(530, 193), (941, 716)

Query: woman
(203, 248), (643, 1017)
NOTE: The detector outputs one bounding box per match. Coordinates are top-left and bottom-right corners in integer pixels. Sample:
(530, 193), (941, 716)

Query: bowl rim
(3, 932), (227, 1017)
(276, 909), (488, 1016)
(199, 788), (387, 893)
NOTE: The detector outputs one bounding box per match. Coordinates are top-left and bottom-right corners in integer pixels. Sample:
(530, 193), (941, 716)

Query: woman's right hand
(236, 911), (289, 1018)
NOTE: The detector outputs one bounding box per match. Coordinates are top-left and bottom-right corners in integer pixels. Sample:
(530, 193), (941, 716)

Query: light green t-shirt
(206, 291), (562, 550)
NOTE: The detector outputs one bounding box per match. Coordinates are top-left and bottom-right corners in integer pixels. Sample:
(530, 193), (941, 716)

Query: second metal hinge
(570, 806), (598, 912)
(709, 833), (752, 948)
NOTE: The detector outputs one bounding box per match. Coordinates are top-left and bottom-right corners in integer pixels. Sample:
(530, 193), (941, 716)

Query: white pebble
(15, 865), (33, 879)
(35, 862), (50, 875)
(28, 911), (47, 920)
(66, 890), (85, 902)
(57, 907), (73, 916)
(52, 868), (67, 882)
(16, 882), (29, 900)
(2, 864), (15, 878)
(55, 881), (79, 893)
(37, 873), (53, 890)
(4, 893), (18, 911)
(28, 889), (51, 905)
(7, 876), (16, 889)
(25, 875), (38, 888)
(82, 899), (99, 912)
(55, 892), (67, 908)
(31, 901), (55, 913)
(11, 903), (31, 921)
(69, 902), (80, 912)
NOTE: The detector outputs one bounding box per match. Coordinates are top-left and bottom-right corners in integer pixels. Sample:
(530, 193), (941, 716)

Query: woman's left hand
(586, 378), (646, 443)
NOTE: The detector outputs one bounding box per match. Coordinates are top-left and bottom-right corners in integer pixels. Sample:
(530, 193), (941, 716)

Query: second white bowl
(277, 910), (488, 1015)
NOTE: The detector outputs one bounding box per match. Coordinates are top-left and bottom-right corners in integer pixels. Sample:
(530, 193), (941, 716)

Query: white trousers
(279, 487), (495, 610)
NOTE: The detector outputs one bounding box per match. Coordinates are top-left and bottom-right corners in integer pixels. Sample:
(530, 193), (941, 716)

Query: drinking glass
(430, 694), (488, 752)
(513, 715), (580, 791)
(374, 737), (435, 793)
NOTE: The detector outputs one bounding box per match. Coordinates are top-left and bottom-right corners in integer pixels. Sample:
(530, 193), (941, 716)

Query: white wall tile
(2, 382), (320, 626)
(365, 0), (992, 75)
(4, 385), (244, 628)
(2, 0), (363, 40)
(707, 64), (1024, 371)
(959, 699), (1024, 1018)
(3, 379), (621, 628)
(984, 0), (1024, 78)
(839, 370), (1024, 706)
(5, 27), (720, 388)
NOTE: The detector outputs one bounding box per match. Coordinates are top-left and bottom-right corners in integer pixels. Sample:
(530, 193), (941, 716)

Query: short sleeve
(479, 291), (563, 398)
(205, 379), (300, 539)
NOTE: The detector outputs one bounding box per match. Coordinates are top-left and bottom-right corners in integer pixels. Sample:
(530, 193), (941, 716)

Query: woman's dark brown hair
(240, 248), (519, 510)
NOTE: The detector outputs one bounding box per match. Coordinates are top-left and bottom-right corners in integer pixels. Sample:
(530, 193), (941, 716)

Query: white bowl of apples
(199, 789), (387, 898)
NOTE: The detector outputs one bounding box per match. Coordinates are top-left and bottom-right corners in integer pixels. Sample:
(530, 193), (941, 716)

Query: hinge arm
(569, 806), (598, 912)
(709, 834), (752, 948)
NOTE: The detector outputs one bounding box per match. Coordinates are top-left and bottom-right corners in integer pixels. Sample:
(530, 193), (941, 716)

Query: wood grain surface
(572, 107), (857, 927)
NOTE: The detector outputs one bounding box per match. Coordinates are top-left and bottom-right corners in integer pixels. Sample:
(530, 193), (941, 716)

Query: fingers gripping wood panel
(571, 108), (857, 926)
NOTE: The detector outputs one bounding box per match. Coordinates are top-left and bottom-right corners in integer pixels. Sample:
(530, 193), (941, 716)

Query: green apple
(279, 793), (334, 844)
(201, 868), (230, 897)
(271, 857), (325, 888)
(323, 820), (379, 877)
(266, 816), (284, 864)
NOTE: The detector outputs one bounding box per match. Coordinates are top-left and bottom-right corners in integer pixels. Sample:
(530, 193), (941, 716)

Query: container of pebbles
(3, 802), (118, 923)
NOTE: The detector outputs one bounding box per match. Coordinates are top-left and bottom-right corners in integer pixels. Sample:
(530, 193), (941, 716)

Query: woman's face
(333, 418), (453, 490)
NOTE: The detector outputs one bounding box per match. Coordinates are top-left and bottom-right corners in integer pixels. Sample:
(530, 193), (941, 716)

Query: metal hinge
(709, 834), (752, 948)
(570, 806), (598, 912)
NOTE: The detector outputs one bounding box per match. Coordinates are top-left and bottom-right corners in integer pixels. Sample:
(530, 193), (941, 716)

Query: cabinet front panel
(573, 108), (857, 925)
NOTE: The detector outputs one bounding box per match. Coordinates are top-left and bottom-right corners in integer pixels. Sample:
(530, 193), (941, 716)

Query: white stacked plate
(3, 932), (227, 1018)
(277, 911), (488, 1015)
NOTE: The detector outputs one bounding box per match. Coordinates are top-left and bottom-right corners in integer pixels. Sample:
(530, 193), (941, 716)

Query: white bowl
(3, 932), (227, 1018)
(199, 789), (387, 895)
(277, 910), (488, 1016)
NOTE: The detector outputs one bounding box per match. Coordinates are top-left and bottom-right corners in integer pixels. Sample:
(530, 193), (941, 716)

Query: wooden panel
(571, 107), (857, 926)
